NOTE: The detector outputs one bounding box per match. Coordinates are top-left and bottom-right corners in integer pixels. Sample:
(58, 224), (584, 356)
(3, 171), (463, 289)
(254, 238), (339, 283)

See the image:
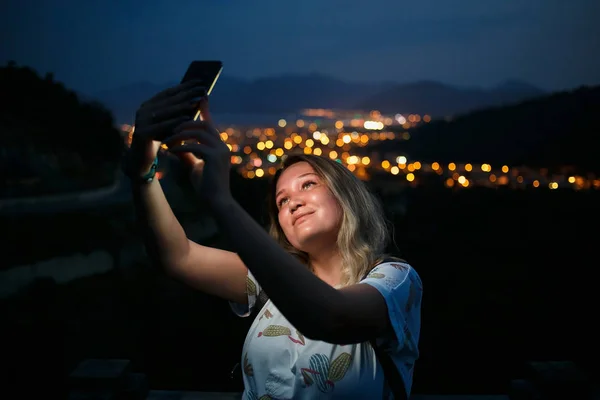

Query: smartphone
(175, 61), (223, 151)
(181, 61), (223, 121)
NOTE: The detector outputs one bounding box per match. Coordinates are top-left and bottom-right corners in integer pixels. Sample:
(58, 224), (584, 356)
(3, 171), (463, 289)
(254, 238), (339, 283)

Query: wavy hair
(267, 153), (396, 287)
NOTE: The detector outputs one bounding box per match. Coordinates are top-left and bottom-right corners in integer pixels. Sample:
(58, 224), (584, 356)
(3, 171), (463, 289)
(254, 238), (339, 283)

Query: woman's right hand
(127, 80), (207, 177)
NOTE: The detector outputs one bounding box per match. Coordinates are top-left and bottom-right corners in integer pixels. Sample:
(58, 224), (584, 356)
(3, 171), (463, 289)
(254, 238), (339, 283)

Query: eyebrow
(275, 172), (319, 200)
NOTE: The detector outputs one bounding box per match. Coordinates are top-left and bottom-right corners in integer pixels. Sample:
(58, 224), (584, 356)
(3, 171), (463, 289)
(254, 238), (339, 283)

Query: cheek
(332, 202), (344, 226)
(319, 193), (343, 225)
(278, 213), (302, 246)
(278, 211), (293, 232)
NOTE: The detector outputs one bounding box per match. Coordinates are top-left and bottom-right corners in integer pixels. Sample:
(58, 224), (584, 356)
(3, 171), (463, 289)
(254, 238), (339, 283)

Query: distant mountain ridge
(90, 74), (546, 124)
(368, 85), (600, 172)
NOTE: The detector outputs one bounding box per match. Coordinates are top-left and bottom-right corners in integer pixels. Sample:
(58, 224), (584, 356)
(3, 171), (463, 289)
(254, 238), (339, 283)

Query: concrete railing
(0, 250), (115, 298)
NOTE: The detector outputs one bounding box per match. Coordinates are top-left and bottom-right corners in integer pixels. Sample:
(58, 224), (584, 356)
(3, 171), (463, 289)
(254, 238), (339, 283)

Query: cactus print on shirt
(230, 261), (422, 399)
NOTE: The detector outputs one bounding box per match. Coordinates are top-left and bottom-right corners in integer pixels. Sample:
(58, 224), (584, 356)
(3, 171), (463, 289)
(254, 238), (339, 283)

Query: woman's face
(275, 162), (343, 253)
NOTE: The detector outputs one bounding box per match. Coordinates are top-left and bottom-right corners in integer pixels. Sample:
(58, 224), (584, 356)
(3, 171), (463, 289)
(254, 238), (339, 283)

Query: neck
(309, 248), (343, 287)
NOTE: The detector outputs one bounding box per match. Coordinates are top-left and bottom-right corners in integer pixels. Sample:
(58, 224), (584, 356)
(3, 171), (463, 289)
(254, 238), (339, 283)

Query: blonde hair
(267, 153), (395, 287)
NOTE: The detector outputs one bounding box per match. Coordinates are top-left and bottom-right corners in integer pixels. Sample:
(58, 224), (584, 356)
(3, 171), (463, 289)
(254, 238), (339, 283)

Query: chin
(291, 230), (336, 253)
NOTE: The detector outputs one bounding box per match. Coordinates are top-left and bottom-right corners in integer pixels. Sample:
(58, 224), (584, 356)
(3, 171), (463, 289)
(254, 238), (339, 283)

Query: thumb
(176, 152), (203, 168)
(190, 159), (205, 176)
(198, 97), (213, 123)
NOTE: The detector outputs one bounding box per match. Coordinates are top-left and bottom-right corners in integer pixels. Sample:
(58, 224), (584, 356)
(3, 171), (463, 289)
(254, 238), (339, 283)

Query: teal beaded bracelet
(140, 156), (159, 183)
(121, 149), (159, 184)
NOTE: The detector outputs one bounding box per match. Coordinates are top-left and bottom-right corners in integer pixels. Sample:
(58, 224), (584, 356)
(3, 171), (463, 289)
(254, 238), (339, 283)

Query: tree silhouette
(0, 62), (125, 196)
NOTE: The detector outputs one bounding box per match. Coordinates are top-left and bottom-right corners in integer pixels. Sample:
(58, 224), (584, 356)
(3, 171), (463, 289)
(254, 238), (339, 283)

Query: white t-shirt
(230, 261), (422, 399)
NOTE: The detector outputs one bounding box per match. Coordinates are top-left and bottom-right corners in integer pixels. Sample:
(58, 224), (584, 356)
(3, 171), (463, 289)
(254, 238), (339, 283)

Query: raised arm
(131, 169), (248, 304)
(126, 82), (248, 304)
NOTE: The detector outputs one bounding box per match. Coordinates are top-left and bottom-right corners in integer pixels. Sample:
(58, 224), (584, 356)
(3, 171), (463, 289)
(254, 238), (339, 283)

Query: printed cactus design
(257, 325), (306, 345)
(368, 272), (386, 279)
(294, 330), (306, 345)
(259, 309), (273, 321)
(309, 354), (333, 393)
(383, 275), (400, 288)
(246, 277), (257, 296)
(247, 390), (258, 400)
(288, 329), (306, 345)
(302, 352), (353, 392)
(243, 352), (253, 376)
(301, 368), (314, 386)
(390, 263), (409, 272)
(328, 352), (352, 382)
(259, 325), (291, 337)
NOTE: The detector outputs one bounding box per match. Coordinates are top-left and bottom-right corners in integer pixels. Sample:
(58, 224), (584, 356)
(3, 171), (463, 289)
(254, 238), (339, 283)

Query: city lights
(121, 108), (599, 190)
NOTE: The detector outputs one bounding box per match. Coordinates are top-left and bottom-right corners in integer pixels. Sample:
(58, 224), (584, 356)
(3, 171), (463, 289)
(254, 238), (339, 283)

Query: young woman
(124, 80), (422, 399)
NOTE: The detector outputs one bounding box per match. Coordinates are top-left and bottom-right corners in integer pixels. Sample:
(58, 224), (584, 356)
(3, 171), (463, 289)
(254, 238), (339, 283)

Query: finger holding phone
(126, 61), (223, 180)
(125, 80), (205, 178)
(163, 112), (232, 203)
(164, 61), (223, 175)
(160, 61), (231, 200)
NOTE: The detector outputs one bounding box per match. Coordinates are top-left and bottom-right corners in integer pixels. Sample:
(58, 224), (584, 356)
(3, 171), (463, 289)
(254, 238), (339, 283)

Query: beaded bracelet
(122, 152), (158, 184)
(139, 156), (159, 183)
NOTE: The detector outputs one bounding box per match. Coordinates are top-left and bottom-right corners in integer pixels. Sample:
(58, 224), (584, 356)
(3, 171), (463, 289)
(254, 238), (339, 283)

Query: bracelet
(140, 156), (159, 183)
(122, 152), (159, 184)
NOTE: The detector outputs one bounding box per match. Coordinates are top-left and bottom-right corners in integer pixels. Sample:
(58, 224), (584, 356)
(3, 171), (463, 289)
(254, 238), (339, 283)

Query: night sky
(2, 0), (599, 94)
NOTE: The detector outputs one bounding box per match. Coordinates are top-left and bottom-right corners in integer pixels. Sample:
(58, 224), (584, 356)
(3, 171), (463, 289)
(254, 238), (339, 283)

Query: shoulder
(361, 260), (422, 354)
(363, 260), (421, 291)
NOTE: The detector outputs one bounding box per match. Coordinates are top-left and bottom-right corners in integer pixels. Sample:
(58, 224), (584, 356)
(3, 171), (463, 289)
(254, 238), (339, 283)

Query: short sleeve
(360, 261), (422, 353)
(229, 268), (262, 317)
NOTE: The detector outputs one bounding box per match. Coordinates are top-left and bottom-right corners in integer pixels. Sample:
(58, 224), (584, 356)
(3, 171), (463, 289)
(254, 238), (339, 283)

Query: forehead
(276, 162), (316, 191)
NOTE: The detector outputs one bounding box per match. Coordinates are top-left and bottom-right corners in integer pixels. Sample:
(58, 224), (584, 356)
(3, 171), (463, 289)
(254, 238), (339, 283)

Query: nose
(289, 197), (305, 213)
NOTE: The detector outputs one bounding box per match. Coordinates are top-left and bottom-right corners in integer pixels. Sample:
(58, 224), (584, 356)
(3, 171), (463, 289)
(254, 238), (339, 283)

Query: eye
(278, 197), (289, 207)
(277, 180), (317, 208)
(302, 180), (316, 190)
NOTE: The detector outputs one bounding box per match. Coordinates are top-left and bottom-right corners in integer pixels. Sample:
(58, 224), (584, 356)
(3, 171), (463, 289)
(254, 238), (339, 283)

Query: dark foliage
(0, 62), (125, 197)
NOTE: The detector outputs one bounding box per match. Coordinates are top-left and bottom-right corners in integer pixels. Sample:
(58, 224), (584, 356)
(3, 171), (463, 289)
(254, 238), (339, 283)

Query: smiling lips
(293, 211), (314, 225)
